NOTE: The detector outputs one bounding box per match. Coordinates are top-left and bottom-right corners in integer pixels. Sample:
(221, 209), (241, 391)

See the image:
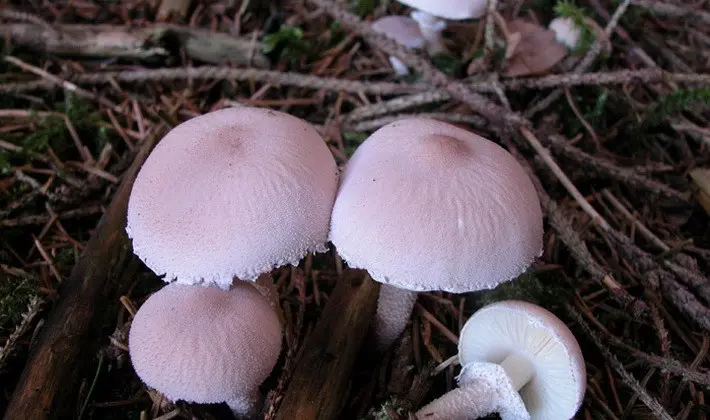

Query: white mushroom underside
(414, 362), (530, 420)
(458, 302), (586, 419)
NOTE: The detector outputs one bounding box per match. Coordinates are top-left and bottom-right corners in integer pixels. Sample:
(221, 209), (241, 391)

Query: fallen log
(0, 22), (269, 67)
(3, 132), (161, 420)
(274, 269), (380, 420)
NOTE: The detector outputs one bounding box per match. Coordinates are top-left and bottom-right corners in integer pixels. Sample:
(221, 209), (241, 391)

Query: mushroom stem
(410, 10), (448, 54)
(226, 388), (262, 419)
(414, 362), (530, 420)
(373, 284), (418, 351)
(388, 56), (411, 76)
(498, 351), (535, 391)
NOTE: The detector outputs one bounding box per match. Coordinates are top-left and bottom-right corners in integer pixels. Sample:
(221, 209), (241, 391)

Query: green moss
(554, 0), (596, 53)
(343, 131), (370, 157)
(469, 271), (573, 313)
(262, 25), (312, 67)
(0, 277), (38, 329)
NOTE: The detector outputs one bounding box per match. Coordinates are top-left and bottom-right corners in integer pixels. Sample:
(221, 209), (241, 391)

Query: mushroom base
(410, 10), (448, 55)
(226, 388), (262, 419)
(414, 362), (530, 420)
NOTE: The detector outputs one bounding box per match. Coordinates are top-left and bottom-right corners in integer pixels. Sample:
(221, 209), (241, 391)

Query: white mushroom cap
(372, 15), (426, 49)
(396, 0), (489, 20)
(458, 300), (586, 419)
(126, 107), (339, 289)
(548, 17), (582, 49)
(128, 282), (283, 416)
(329, 117), (543, 293)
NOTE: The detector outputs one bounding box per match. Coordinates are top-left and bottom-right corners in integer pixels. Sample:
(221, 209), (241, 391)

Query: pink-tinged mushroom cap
(372, 15), (426, 49)
(329, 117), (543, 293)
(458, 300), (586, 419)
(126, 107), (339, 289)
(396, 0), (489, 20)
(128, 282), (283, 416)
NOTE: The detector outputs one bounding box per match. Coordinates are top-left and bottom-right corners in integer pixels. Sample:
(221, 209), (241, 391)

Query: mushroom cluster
(124, 105), (584, 419)
(415, 300), (587, 419)
(125, 106), (340, 416)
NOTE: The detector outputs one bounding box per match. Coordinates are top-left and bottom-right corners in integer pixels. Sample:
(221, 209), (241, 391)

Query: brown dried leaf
(502, 19), (568, 77)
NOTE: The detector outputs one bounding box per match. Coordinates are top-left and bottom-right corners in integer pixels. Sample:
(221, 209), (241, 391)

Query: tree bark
(274, 270), (380, 420)
(3, 134), (161, 420)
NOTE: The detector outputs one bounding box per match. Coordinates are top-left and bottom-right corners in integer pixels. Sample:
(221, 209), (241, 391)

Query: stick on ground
(3, 132), (161, 420)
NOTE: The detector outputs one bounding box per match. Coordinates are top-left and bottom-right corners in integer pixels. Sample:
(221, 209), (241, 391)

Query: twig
(346, 113), (488, 132)
(602, 228), (710, 328)
(4, 56), (117, 108)
(520, 127), (611, 230)
(567, 304), (675, 420)
(0, 205), (105, 228)
(630, 0), (710, 25)
(547, 135), (690, 202)
(343, 91), (451, 122)
(0, 66), (424, 96)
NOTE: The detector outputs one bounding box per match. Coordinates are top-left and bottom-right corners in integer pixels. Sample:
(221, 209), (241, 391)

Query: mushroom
(128, 281), (283, 418)
(395, 0), (488, 54)
(548, 17), (582, 49)
(415, 300), (586, 420)
(126, 106), (339, 290)
(328, 118), (543, 350)
(372, 15), (427, 76)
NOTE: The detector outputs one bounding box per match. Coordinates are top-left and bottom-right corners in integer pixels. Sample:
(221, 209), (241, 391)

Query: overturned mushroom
(128, 282), (283, 418)
(415, 300), (586, 419)
(329, 118), (543, 350)
(126, 106), (339, 290)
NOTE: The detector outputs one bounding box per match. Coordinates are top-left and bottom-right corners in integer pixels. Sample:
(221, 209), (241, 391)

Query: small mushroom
(548, 17), (582, 49)
(126, 106), (339, 290)
(128, 281), (283, 418)
(328, 118), (543, 350)
(395, 0), (488, 54)
(372, 15), (427, 76)
(415, 300), (586, 420)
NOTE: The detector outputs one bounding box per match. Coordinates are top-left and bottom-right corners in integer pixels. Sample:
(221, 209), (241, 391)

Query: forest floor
(1, 0), (710, 419)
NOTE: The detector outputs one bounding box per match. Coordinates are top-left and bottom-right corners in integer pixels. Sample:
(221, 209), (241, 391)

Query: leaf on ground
(502, 19), (568, 77)
(690, 168), (710, 215)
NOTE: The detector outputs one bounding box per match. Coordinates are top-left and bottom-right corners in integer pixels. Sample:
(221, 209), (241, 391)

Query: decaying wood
(3, 133), (161, 420)
(274, 270), (380, 420)
(0, 23), (269, 67)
